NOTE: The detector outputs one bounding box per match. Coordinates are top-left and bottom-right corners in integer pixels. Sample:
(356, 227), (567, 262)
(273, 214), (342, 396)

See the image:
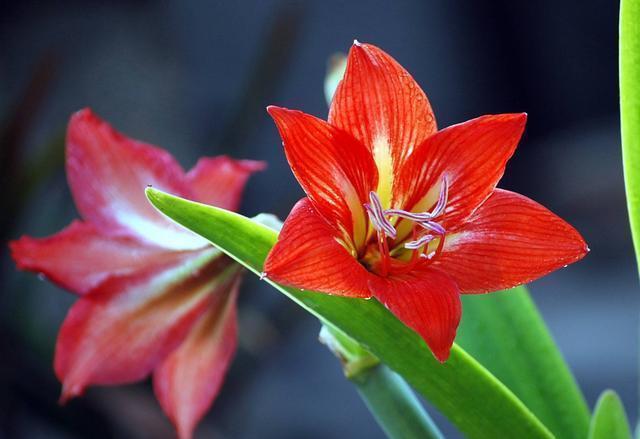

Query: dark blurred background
(0, 1), (630, 438)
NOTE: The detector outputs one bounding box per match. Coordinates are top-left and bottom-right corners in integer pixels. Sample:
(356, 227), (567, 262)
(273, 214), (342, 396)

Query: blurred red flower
(10, 109), (264, 439)
(264, 42), (588, 362)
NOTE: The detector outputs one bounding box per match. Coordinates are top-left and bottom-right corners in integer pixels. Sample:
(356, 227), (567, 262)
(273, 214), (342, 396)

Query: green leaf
(620, 0), (640, 271)
(457, 289), (590, 439)
(619, 1), (640, 428)
(146, 188), (553, 439)
(588, 390), (632, 439)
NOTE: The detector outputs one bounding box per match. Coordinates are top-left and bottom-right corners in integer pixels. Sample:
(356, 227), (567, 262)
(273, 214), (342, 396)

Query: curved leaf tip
(588, 389), (632, 439)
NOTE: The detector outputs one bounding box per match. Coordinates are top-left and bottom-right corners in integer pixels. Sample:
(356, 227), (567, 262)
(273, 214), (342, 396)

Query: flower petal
(153, 276), (239, 439)
(368, 268), (461, 362)
(396, 114), (526, 233)
(264, 198), (372, 298)
(54, 248), (238, 401)
(328, 42), (436, 205)
(267, 106), (377, 249)
(434, 189), (589, 294)
(185, 156), (266, 211)
(9, 221), (186, 295)
(66, 108), (207, 250)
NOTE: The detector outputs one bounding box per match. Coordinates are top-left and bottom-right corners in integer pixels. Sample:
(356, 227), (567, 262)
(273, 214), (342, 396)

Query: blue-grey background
(0, 1), (630, 438)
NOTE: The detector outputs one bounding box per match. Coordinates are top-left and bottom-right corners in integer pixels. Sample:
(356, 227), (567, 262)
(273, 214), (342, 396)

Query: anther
(419, 220), (446, 236)
(365, 192), (397, 238)
(405, 234), (434, 250)
(431, 177), (448, 218)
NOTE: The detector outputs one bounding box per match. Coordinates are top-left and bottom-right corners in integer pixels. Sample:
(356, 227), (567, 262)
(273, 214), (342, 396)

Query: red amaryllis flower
(9, 109), (264, 439)
(264, 41), (588, 362)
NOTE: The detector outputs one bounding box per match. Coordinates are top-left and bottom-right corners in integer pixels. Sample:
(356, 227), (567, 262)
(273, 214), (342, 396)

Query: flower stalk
(320, 324), (444, 439)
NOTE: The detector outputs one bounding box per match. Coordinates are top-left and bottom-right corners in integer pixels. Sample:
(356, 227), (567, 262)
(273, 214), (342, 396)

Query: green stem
(320, 324), (444, 439)
(352, 364), (444, 439)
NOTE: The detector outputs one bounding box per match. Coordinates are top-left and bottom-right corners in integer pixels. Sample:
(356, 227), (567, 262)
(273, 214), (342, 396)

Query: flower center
(363, 178), (448, 276)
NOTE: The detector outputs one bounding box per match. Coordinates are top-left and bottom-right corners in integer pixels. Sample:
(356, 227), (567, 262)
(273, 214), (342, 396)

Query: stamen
(363, 178), (449, 275)
(385, 209), (435, 222)
(405, 234), (434, 250)
(377, 230), (390, 276)
(418, 220), (446, 236)
(431, 177), (449, 218)
(365, 192), (397, 238)
(390, 225), (423, 275)
(364, 204), (382, 228)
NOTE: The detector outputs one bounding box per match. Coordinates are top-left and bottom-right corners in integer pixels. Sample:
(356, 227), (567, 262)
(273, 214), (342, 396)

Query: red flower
(10, 109), (264, 439)
(264, 42), (588, 362)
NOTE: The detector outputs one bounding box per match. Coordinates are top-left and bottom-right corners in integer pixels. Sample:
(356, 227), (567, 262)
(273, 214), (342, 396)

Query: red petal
(66, 108), (207, 250)
(154, 276), (239, 439)
(54, 249), (236, 401)
(9, 221), (185, 295)
(368, 268), (461, 362)
(434, 189), (589, 294)
(328, 42), (436, 175)
(264, 198), (373, 298)
(397, 114), (526, 229)
(267, 106), (377, 249)
(185, 156), (265, 211)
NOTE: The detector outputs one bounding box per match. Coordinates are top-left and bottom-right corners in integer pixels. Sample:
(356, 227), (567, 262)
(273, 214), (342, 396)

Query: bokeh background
(0, 1), (630, 438)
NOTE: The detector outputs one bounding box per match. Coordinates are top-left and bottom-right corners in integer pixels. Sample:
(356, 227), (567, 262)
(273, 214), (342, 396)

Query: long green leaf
(457, 290), (590, 439)
(620, 0), (640, 428)
(620, 0), (640, 270)
(146, 188), (553, 439)
(587, 390), (632, 439)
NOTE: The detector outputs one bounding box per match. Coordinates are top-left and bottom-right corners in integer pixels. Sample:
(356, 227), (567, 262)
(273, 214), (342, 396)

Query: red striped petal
(267, 106), (377, 249)
(66, 108), (207, 250)
(369, 268), (461, 362)
(185, 156), (265, 211)
(434, 189), (589, 294)
(397, 114), (526, 229)
(54, 249), (236, 401)
(9, 221), (185, 295)
(154, 276), (239, 439)
(329, 42), (436, 178)
(264, 198), (373, 298)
